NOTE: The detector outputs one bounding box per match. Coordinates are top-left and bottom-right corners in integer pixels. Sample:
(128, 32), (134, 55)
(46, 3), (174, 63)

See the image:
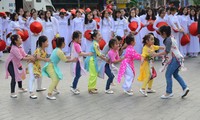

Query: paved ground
(0, 53), (200, 120)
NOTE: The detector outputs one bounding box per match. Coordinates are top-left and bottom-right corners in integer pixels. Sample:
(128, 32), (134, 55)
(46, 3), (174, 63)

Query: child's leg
(46, 65), (59, 95)
(141, 78), (150, 90)
(88, 58), (97, 90)
(147, 79), (154, 89)
(28, 63), (35, 92)
(8, 62), (16, 93)
(105, 63), (114, 90)
(72, 61), (81, 89)
(173, 67), (187, 91)
(123, 64), (134, 91)
(37, 77), (42, 90)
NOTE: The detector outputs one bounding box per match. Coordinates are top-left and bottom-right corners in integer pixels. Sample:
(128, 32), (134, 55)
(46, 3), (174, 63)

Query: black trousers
(8, 61), (22, 93)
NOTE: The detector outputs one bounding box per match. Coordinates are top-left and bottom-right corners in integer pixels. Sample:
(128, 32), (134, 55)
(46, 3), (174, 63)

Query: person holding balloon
(128, 8), (142, 54)
(187, 8), (199, 57)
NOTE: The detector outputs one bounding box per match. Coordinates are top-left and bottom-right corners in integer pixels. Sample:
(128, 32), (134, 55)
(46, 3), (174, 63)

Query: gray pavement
(0, 53), (200, 120)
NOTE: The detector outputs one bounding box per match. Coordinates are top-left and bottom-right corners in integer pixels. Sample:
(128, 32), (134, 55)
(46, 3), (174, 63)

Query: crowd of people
(0, 5), (199, 100)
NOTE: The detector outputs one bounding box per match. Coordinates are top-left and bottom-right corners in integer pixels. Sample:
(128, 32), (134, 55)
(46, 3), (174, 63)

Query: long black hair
(101, 10), (108, 20)
(189, 8), (197, 21)
(44, 10), (52, 22)
(68, 14), (75, 26)
(128, 8), (136, 23)
(145, 8), (156, 20)
(113, 10), (123, 21)
(108, 39), (117, 48)
(10, 13), (19, 21)
(36, 35), (48, 48)
(85, 13), (93, 24)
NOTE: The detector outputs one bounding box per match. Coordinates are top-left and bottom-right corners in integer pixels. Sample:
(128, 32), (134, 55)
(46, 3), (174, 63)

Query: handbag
(150, 67), (157, 79)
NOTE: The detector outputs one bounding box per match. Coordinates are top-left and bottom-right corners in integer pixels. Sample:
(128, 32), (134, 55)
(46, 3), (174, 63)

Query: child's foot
(105, 89), (114, 94)
(30, 93), (37, 99)
(18, 88), (28, 93)
(46, 95), (56, 100)
(139, 89), (148, 97)
(88, 89), (98, 94)
(181, 87), (189, 98)
(147, 89), (156, 93)
(53, 89), (60, 95)
(70, 87), (80, 95)
(36, 88), (46, 92)
(160, 93), (173, 99)
(124, 90), (133, 96)
(10, 93), (17, 98)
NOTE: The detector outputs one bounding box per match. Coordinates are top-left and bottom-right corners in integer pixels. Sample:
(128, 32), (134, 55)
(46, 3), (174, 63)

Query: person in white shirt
(128, 8), (143, 54)
(43, 10), (59, 55)
(84, 12), (97, 52)
(72, 10), (85, 51)
(168, 7), (184, 52)
(100, 10), (112, 43)
(177, 7), (190, 57)
(187, 8), (199, 57)
(112, 10), (127, 38)
(56, 11), (71, 54)
(153, 8), (167, 47)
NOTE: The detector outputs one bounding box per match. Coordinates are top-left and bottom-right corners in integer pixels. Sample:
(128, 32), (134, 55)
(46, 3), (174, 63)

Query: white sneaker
(30, 94), (37, 99)
(36, 88), (46, 92)
(147, 89), (156, 93)
(18, 88), (28, 93)
(53, 89), (60, 94)
(70, 87), (80, 95)
(139, 89), (148, 97)
(160, 93), (173, 99)
(124, 90), (133, 96)
(182, 87), (189, 98)
(10, 93), (17, 98)
(46, 95), (56, 100)
(105, 89), (114, 94)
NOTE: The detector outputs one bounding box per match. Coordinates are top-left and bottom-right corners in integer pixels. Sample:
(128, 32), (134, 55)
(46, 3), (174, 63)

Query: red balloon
(84, 30), (92, 41)
(0, 12), (6, 17)
(23, 30), (29, 41)
(17, 30), (29, 41)
(189, 22), (198, 36)
(99, 39), (106, 50)
(86, 8), (91, 13)
(52, 37), (57, 49)
(17, 30), (25, 40)
(30, 21), (43, 34)
(147, 20), (155, 31)
(0, 40), (6, 51)
(181, 34), (190, 46)
(156, 22), (168, 34)
(128, 21), (138, 31)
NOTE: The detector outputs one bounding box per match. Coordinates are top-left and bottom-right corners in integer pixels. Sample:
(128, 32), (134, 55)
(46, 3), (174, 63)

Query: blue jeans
(165, 57), (187, 94)
(105, 63), (115, 90)
(72, 61), (81, 89)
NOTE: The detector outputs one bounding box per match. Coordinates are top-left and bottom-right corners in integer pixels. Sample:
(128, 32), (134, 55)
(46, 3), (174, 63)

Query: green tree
(193, 0), (200, 5)
(126, 0), (138, 8)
